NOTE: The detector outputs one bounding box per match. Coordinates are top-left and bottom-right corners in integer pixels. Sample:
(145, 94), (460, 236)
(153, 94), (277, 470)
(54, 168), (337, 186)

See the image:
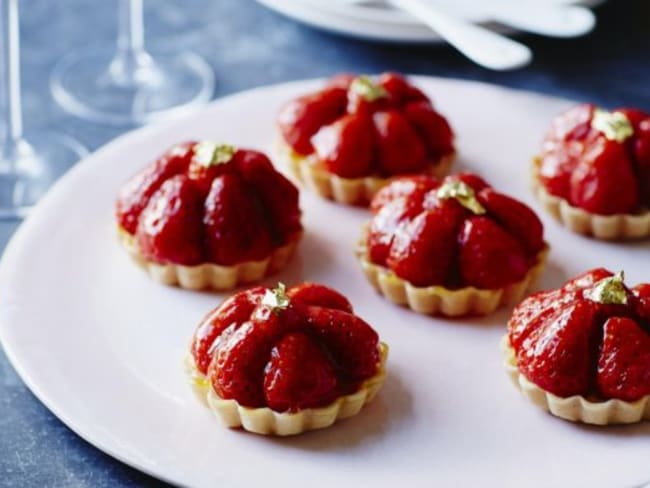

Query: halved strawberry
(311, 114), (374, 178)
(372, 110), (427, 176)
(597, 316), (650, 401)
(287, 283), (353, 313)
(378, 72), (428, 106)
(458, 217), (528, 289)
(234, 150), (301, 244)
(210, 310), (286, 408)
(618, 108), (650, 207)
(633, 284), (650, 326)
(191, 287), (265, 374)
(478, 188), (545, 255)
(387, 204), (464, 287)
(516, 300), (599, 398)
(203, 173), (273, 265)
(278, 86), (348, 155)
(135, 174), (204, 265)
(370, 175), (440, 214)
(569, 134), (640, 215)
(546, 104), (594, 143)
(263, 332), (339, 412)
(403, 100), (454, 158)
(563, 268), (614, 291)
(448, 172), (489, 193)
(116, 141), (195, 234)
(304, 306), (379, 382)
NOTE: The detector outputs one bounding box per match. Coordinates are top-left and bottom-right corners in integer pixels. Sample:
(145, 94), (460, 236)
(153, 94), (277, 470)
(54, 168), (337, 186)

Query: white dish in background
(0, 77), (648, 488)
(256, 0), (604, 43)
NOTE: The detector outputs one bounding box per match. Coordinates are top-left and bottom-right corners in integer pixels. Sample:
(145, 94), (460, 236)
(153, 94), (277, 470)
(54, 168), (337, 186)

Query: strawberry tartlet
(534, 104), (650, 239)
(503, 268), (650, 425)
(357, 173), (548, 317)
(277, 72), (455, 205)
(116, 142), (302, 290)
(188, 283), (388, 436)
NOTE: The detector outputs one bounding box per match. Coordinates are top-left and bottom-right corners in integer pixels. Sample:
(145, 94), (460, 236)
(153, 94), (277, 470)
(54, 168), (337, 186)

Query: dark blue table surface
(1, 0), (649, 486)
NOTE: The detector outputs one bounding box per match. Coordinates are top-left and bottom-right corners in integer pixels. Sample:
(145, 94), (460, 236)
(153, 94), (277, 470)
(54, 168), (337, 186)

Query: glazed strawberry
(116, 142), (302, 288)
(403, 101), (455, 158)
(508, 270), (650, 407)
(278, 73), (455, 205)
(373, 110), (427, 175)
(203, 173), (273, 265)
(190, 283), (385, 417)
(478, 188), (545, 255)
(387, 205), (463, 287)
(116, 141), (195, 234)
(191, 286), (266, 374)
(364, 174), (546, 299)
(263, 332), (339, 412)
(458, 217), (529, 289)
(517, 300), (599, 398)
(569, 133), (639, 215)
(537, 105), (649, 226)
(277, 86), (347, 155)
(136, 175), (204, 265)
(597, 317), (650, 401)
(311, 114), (374, 178)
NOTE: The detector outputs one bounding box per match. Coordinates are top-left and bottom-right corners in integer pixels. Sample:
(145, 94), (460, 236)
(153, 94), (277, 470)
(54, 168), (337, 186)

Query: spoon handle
(492, 3), (595, 38)
(390, 0), (532, 71)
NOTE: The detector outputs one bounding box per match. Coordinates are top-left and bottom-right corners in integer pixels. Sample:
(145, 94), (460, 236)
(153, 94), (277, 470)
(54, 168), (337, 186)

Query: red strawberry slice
(516, 299), (599, 398)
(116, 141), (195, 234)
(458, 216), (529, 289)
(191, 287), (265, 374)
(387, 205), (464, 287)
(378, 72), (428, 106)
(278, 86), (348, 155)
(210, 310), (286, 408)
(563, 268), (614, 291)
(478, 188), (545, 255)
(234, 150), (301, 244)
(287, 283), (353, 313)
(547, 104), (594, 143)
(403, 100), (454, 158)
(367, 193), (427, 266)
(304, 306), (379, 382)
(597, 316), (650, 401)
(135, 174), (204, 265)
(618, 108), (650, 207)
(372, 110), (427, 176)
(263, 332), (339, 412)
(203, 173), (273, 265)
(569, 134), (640, 215)
(633, 284), (650, 324)
(448, 172), (489, 193)
(370, 176), (440, 214)
(311, 114), (374, 178)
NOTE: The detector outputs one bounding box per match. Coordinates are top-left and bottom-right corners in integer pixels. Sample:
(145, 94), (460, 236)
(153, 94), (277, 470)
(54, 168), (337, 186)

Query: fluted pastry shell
(532, 157), (650, 240)
(118, 227), (301, 291)
(356, 236), (548, 317)
(187, 342), (388, 436)
(278, 141), (455, 206)
(501, 336), (650, 425)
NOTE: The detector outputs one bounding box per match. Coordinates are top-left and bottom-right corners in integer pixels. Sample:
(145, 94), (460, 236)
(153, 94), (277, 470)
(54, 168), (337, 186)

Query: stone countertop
(1, 0), (648, 486)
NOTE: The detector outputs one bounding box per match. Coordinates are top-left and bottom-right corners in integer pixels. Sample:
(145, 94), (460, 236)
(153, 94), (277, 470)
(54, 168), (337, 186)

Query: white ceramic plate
(255, 0), (604, 43)
(1, 77), (649, 488)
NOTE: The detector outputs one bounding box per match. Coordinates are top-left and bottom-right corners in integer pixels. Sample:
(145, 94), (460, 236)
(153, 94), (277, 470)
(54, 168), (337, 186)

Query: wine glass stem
(1, 0), (26, 167)
(109, 0), (156, 87)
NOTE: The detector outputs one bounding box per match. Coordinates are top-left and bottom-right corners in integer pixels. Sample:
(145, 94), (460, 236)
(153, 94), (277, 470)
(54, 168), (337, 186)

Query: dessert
(534, 104), (650, 239)
(116, 142), (302, 290)
(357, 173), (548, 317)
(277, 72), (455, 205)
(503, 268), (650, 425)
(188, 282), (388, 436)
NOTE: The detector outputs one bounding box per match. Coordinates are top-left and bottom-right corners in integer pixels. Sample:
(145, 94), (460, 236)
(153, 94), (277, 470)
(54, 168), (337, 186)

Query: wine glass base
(0, 132), (88, 220)
(50, 47), (215, 126)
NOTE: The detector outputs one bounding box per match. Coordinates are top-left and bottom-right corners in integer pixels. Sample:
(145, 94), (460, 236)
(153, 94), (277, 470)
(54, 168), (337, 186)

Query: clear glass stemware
(50, 0), (215, 126)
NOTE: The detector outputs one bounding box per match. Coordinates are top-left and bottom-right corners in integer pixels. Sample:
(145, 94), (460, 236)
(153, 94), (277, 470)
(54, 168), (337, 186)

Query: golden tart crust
(118, 227), (302, 291)
(356, 233), (549, 317)
(501, 336), (650, 425)
(278, 141), (455, 206)
(532, 157), (650, 240)
(187, 343), (388, 436)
